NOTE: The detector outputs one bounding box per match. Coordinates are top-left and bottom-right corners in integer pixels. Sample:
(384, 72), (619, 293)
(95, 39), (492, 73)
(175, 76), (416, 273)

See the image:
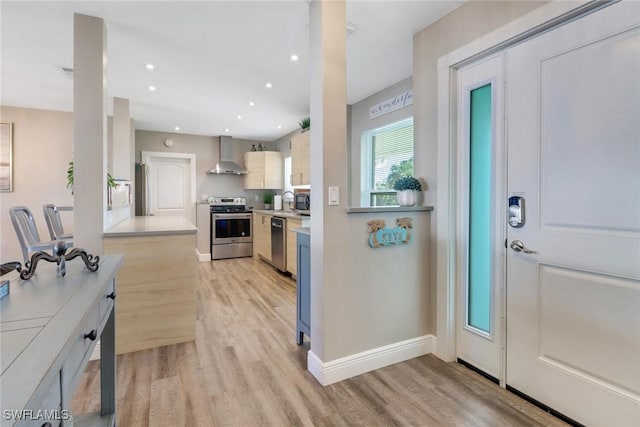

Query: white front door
(455, 54), (505, 381)
(142, 151), (196, 224)
(505, 3), (640, 425)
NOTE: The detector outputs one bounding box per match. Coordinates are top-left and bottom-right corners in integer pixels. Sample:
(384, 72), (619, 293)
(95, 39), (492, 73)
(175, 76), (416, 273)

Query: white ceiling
(1, 1), (462, 141)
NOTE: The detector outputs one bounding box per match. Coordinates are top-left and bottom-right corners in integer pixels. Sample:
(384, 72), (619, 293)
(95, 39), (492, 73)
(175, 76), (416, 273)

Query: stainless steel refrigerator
(134, 163), (150, 216)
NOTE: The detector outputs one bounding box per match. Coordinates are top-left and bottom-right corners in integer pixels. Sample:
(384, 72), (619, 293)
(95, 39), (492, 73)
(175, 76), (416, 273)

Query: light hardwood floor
(72, 257), (567, 426)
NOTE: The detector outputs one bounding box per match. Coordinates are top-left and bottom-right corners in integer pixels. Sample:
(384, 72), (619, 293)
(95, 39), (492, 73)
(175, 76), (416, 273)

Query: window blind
(370, 120), (414, 190)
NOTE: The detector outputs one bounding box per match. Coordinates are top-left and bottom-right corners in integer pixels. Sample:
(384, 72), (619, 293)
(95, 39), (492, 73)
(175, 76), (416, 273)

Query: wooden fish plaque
(367, 217), (413, 248)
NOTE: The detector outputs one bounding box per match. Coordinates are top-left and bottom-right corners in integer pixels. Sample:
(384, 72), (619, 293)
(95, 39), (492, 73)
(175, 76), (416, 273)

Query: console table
(0, 255), (123, 427)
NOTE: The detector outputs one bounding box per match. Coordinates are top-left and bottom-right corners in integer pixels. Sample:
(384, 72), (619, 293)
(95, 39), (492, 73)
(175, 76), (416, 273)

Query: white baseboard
(308, 334), (437, 386)
(195, 249), (211, 262)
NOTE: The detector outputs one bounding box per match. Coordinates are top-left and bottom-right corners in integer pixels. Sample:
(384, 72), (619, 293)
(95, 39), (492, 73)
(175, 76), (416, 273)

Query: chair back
(10, 206), (44, 263)
(43, 204), (66, 240)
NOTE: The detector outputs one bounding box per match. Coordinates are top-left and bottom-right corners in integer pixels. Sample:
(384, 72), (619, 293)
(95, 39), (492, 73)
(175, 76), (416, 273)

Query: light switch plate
(328, 186), (339, 206)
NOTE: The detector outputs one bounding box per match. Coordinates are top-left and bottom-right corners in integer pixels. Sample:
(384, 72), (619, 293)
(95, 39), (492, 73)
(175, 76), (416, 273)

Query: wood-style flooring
(72, 257), (566, 426)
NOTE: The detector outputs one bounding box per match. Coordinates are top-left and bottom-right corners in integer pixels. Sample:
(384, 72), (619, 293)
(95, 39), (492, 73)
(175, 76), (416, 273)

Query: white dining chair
(9, 206), (67, 264)
(43, 204), (73, 241)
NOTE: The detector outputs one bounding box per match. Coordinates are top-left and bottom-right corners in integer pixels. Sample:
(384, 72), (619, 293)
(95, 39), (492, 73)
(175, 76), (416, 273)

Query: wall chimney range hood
(208, 136), (247, 175)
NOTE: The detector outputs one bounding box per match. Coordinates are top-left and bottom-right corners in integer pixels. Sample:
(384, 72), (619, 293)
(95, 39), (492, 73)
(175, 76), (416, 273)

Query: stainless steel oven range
(210, 197), (252, 260)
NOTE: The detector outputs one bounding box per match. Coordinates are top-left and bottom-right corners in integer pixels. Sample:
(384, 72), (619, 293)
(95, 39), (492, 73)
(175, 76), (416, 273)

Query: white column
(73, 13), (107, 254)
(308, 0), (348, 368)
(112, 97), (131, 180)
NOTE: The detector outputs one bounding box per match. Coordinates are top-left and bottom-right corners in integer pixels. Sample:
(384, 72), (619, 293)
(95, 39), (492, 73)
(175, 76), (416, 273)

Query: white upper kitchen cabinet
(243, 151), (284, 189)
(291, 132), (310, 186)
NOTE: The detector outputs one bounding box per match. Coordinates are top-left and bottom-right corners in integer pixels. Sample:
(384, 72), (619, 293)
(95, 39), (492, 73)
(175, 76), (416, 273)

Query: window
(362, 117), (414, 206)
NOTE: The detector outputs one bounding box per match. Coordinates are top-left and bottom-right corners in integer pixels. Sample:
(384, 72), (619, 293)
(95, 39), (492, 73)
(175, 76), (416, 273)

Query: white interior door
(142, 151), (196, 224)
(456, 54), (505, 381)
(505, 3), (640, 425)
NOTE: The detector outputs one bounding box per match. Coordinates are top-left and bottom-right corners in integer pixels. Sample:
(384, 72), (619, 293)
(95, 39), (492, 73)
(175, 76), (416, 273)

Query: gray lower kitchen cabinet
(0, 255), (123, 427)
(296, 231), (311, 345)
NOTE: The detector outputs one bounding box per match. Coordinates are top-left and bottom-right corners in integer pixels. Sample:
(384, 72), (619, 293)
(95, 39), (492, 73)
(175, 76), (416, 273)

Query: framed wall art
(0, 122), (13, 192)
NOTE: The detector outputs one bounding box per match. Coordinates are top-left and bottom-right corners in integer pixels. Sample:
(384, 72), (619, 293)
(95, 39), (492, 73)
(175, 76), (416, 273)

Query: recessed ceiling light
(225, 128), (230, 133)
(277, 125), (282, 129)
(148, 85), (156, 91)
(249, 101), (255, 107)
(146, 63), (155, 70)
(174, 126), (180, 131)
(237, 115), (242, 120)
(265, 82), (273, 89)
(290, 54), (299, 62)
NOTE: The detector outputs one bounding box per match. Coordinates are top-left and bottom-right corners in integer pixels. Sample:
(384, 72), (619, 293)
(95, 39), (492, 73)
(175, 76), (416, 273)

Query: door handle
(510, 240), (536, 254)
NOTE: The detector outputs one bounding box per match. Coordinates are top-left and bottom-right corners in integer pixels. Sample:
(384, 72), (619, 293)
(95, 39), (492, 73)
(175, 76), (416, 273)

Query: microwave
(294, 192), (310, 215)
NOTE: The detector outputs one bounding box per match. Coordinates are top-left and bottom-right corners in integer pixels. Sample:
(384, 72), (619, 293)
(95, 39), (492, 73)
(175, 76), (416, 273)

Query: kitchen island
(104, 216), (197, 354)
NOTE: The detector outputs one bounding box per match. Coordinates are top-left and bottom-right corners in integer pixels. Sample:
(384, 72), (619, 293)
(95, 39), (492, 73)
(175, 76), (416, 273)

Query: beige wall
(0, 106), (74, 263)
(412, 1), (547, 330)
(135, 130), (277, 209)
(309, 1), (547, 363)
(307, 0), (430, 364)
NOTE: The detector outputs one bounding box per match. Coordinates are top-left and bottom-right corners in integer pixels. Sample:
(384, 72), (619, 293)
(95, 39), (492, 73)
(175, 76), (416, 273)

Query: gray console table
(1, 255), (123, 427)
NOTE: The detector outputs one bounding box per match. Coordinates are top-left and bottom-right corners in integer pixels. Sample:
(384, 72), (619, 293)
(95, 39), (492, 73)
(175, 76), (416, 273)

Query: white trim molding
(308, 335), (437, 386)
(195, 249), (210, 262)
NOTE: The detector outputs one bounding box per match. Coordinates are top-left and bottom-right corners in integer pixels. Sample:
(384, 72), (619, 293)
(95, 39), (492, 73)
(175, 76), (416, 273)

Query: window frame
(360, 117), (414, 207)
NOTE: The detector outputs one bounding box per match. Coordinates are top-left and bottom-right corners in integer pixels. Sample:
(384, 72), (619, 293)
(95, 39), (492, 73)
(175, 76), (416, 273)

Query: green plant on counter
(392, 176), (422, 191)
(298, 117), (310, 131)
(263, 191), (274, 204)
(67, 160), (117, 195)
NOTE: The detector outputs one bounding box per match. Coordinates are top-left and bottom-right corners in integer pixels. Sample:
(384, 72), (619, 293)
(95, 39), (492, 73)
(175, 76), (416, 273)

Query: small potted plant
(298, 117), (310, 132)
(393, 176), (422, 207)
(67, 160), (116, 195)
(263, 191), (274, 210)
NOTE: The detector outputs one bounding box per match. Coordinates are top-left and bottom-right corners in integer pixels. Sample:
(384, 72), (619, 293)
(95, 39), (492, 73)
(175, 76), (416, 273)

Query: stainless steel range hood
(208, 136), (247, 175)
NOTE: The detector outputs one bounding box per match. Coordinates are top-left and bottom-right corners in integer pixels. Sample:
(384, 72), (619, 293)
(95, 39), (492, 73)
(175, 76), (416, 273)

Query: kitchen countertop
(104, 216), (197, 237)
(292, 227), (310, 235)
(252, 209), (311, 220)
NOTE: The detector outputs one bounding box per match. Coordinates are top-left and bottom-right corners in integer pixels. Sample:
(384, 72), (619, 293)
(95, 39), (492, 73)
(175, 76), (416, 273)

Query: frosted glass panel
(468, 84), (492, 333)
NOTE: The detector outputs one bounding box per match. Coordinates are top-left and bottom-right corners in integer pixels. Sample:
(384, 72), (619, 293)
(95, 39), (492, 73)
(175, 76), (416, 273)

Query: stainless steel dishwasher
(271, 217), (286, 271)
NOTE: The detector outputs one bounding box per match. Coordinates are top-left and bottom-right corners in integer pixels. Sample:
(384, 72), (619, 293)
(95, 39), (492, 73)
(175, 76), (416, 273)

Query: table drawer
(17, 370), (62, 427)
(99, 278), (115, 327)
(61, 307), (99, 393)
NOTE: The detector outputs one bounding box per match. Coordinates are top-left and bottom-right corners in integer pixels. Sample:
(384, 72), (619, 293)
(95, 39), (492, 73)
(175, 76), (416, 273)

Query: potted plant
(67, 160), (116, 195)
(298, 117), (310, 132)
(263, 191), (274, 210)
(393, 176), (422, 207)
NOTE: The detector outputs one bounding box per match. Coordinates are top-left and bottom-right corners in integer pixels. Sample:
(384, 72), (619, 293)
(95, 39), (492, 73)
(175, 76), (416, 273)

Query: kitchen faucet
(281, 191), (295, 210)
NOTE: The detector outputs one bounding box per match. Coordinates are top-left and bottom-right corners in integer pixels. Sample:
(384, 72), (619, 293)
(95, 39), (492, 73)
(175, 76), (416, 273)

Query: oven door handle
(213, 214), (252, 220)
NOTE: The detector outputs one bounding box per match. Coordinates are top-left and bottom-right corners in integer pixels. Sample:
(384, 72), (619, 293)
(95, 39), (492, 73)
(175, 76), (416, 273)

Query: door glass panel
(468, 83), (492, 333)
